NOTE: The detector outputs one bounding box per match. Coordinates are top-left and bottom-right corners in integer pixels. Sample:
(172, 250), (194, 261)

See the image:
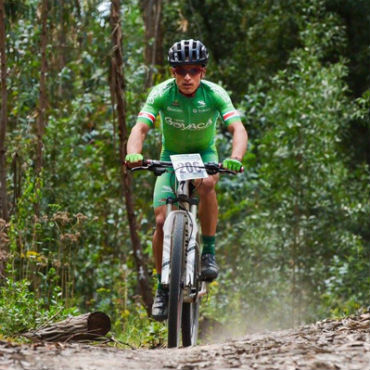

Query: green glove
(125, 153), (143, 163)
(222, 158), (242, 172)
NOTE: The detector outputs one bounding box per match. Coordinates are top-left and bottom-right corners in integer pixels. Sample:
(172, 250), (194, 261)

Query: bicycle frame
(161, 178), (203, 300)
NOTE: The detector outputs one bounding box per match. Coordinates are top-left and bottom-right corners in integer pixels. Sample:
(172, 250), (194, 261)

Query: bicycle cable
(172, 165), (196, 246)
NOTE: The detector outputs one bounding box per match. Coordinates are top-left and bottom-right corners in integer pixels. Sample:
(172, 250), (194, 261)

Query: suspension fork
(161, 180), (199, 288)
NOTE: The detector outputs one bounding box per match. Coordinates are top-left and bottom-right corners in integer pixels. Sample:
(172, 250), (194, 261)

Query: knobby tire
(182, 241), (200, 347)
(182, 300), (200, 346)
(167, 213), (186, 348)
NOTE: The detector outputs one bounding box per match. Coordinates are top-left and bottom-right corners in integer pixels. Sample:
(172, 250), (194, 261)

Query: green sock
(157, 273), (163, 291)
(201, 235), (216, 256)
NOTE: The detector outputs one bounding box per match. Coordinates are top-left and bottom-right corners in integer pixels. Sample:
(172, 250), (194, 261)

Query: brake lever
(130, 166), (149, 172)
(130, 165), (167, 176)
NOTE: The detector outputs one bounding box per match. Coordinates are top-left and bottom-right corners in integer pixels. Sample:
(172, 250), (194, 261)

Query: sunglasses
(174, 67), (203, 76)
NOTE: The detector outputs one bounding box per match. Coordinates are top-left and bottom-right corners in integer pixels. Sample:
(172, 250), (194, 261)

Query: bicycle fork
(161, 209), (198, 286)
(161, 181), (201, 296)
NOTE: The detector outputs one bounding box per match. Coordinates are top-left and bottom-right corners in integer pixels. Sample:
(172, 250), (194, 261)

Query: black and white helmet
(168, 39), (209, 67)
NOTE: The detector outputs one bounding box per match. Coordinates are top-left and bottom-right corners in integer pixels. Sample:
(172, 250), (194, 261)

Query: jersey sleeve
(212, 84), (241, 126)
(136, 85), (162, 127)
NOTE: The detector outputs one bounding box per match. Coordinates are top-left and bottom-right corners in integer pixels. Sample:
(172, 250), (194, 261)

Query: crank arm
(197, 282), (207, 299)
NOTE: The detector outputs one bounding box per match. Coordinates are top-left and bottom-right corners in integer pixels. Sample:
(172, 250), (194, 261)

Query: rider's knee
(198, 176), (217, 195)
(155, 209), (166, 229)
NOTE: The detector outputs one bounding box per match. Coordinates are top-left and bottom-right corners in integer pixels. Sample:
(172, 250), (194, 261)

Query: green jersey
(137, 79), (241, 154)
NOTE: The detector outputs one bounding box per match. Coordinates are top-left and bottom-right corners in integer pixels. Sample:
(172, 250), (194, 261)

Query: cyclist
(126, 39), (248, 321)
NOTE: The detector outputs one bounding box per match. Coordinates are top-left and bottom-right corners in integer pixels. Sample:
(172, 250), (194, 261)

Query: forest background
(0, 0), (369, 347)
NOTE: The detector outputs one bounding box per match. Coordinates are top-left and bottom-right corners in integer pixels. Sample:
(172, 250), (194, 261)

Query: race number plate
(170, 153), (208, 182)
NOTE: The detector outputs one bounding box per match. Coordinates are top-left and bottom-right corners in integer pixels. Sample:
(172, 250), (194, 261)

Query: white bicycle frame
(161, 180), (206, 300)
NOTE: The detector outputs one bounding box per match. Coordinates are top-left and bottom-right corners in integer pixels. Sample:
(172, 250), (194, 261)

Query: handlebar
(128, 159), (244, 176)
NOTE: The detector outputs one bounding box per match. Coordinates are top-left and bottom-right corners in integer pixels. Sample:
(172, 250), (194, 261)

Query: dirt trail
(1, 313), (369, 370)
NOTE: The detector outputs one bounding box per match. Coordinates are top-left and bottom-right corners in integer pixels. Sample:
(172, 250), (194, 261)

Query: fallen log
(23, 311), (111, 342)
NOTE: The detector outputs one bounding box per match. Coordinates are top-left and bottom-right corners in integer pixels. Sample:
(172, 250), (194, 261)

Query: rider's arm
(227, 120), (248, 161)
(126, 83), (163, 164)
(127, 122), (150, 155)
(210, 83), (248, 162)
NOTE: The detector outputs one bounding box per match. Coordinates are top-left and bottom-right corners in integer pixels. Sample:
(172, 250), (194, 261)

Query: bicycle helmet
(168, 39), (209, 67)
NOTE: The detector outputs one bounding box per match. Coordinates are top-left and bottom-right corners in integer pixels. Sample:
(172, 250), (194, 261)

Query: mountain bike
(131, 154), (242, 348)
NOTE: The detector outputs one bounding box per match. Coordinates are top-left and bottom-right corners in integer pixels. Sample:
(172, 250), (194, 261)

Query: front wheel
(182, 238), (201, 347)
(167, 213), (186, 348)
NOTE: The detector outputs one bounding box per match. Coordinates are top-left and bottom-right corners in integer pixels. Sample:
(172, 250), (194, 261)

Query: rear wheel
(167, 213), (186, 348)
(182, 300), (200, 346)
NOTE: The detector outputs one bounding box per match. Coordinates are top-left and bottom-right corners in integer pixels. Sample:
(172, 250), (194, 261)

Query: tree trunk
(140, 0), (164, 88)
(0, 0), (8, 278)
(110, 0), (153, 315)
(35, 0), (49, 217)
(58, 0), (66, 71)
(11, 152), (21, 211)
(23, 312), (111, 342)
(0, 0), (8, 222)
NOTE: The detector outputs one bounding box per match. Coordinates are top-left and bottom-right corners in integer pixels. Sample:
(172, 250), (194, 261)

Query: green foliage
(212, 0), (370, 329)
(1, 0), (369, 346)
(114, 303), (167, 348)
(0, 276), (78, 336)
